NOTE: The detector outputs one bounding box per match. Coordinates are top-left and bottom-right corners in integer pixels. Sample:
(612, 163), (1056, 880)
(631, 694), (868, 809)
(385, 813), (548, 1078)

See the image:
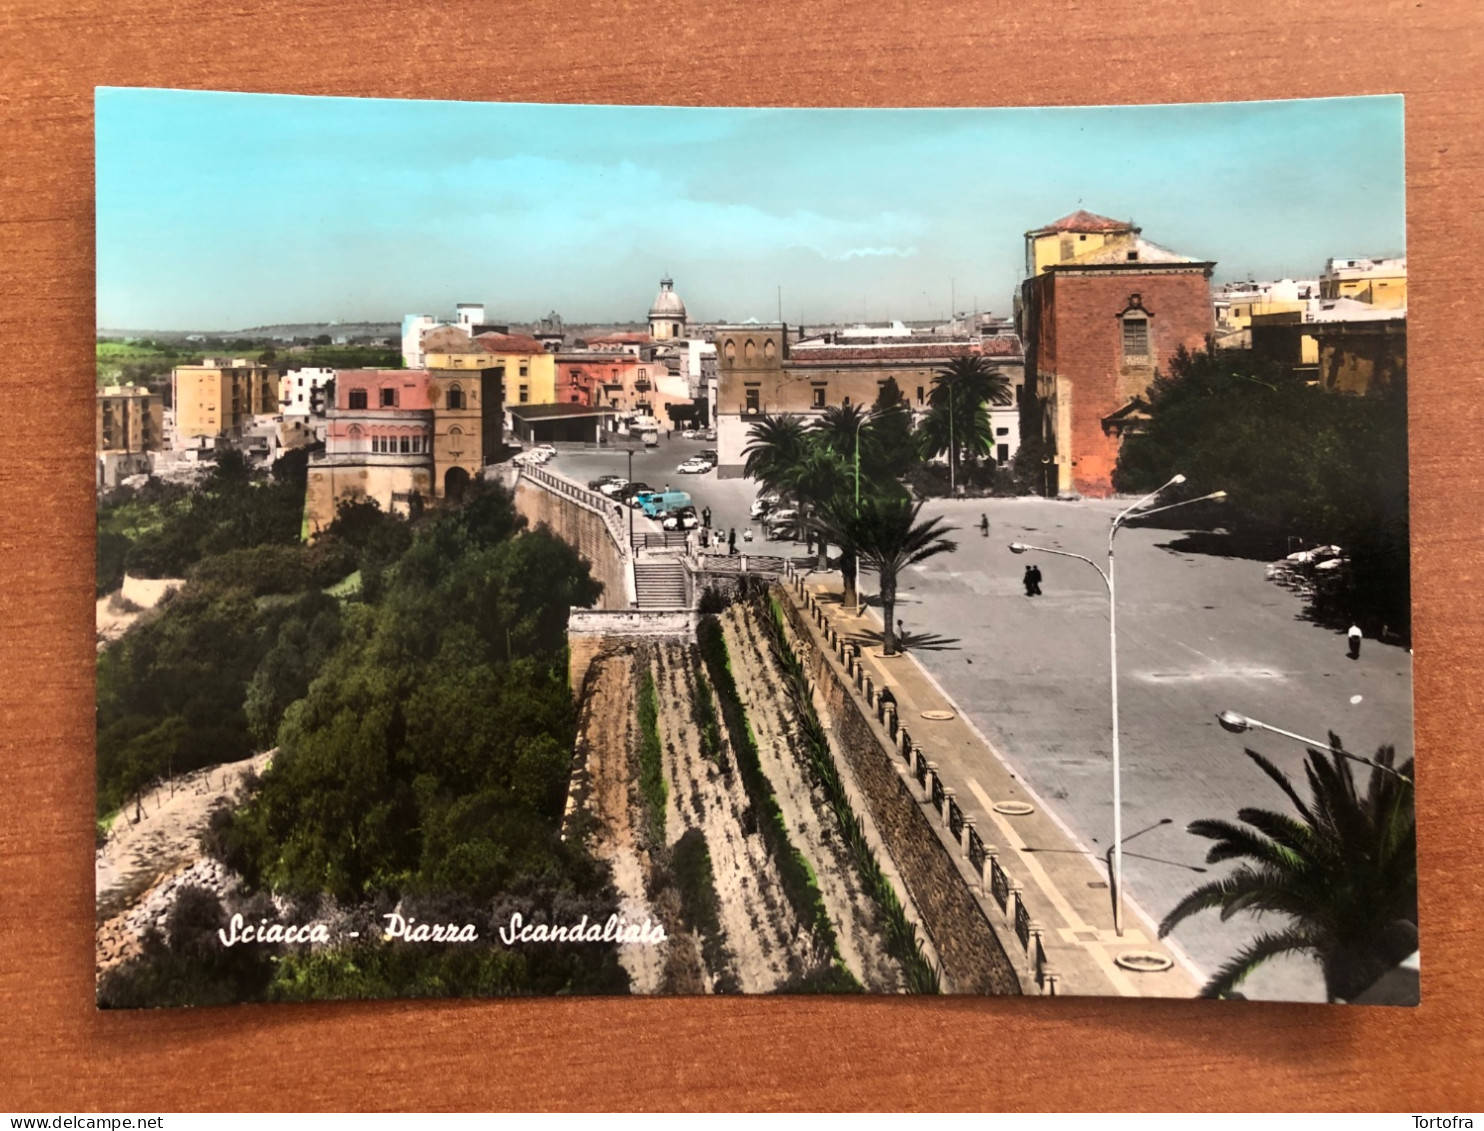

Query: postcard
(94, 90), (1414, 1005)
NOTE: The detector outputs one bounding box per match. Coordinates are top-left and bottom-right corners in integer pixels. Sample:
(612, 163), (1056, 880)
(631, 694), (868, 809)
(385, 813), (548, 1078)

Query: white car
(535, 444), (557, 458)
(681, 428), (699, 440)
(750, 493), (780, 518)
(598, 479), (629, 496)
(677, 458), (710, 474)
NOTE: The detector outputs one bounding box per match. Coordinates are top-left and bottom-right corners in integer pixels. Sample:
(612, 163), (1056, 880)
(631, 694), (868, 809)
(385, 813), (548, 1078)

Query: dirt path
(721, 604), (903, 992)
(650, 641), (806, 992)
(571, 650), (682, 994)
(95, 750), (272, 923)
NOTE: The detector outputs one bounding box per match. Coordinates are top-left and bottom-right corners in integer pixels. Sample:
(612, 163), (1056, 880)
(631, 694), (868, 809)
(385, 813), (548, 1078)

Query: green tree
(917, 356), (1012, 488)
(1115, 343), (1410, 636)
(1159, 741), (1417, 1001)
(820, 497), (957, 654)
(741, 413), (811, 495)
(869, 377), (916, 479)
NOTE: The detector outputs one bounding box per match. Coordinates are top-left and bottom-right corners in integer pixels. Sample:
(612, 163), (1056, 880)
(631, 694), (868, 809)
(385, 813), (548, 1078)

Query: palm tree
(919, 356), (1012, 487)
(821, 497), (957, 655)
(780, 444), (854, 571)
(742, 413), (810, 495)
(1159, 740), (1417, 1001)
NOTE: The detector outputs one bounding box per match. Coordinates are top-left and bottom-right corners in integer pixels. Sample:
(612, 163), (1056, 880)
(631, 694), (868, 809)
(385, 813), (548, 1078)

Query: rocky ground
(718, 603), (903, 992)
(94, 752), (271, 975)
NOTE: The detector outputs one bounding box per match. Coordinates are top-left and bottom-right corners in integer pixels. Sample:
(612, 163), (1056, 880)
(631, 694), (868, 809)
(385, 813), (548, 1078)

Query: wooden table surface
(2, 0), (1481, 1112)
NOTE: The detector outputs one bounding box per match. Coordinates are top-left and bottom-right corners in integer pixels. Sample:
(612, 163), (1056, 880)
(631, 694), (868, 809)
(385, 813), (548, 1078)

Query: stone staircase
(633, 560), (688, 608)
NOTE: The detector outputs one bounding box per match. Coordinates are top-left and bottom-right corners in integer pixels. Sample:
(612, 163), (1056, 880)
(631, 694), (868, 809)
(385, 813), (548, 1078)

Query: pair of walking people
(1023, 564), (1043, 597)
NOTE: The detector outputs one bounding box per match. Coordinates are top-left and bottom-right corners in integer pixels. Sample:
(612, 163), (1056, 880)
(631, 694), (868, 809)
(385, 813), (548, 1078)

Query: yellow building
(171, 358), (279, 444)
(96, 385), (163, 454)
(421, 325), (558, 408)
(1320, 257), (1407, 309)
(1024, 209), (1138, 276)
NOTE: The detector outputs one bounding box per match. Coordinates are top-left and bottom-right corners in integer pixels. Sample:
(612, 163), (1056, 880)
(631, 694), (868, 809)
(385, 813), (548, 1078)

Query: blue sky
(96, 90), (1405, 331)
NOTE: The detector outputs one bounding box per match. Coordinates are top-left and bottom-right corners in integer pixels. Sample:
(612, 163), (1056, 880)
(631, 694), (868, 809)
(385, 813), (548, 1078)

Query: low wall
(567, 613), (694, 698)
(514, 469), (631, 611)
(774, 586), (1025, 995)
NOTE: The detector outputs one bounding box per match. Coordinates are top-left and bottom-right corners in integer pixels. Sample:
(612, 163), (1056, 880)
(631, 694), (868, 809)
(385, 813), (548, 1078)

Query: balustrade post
(961, 816), (977, 861)
(924, 760), (939, 802)
(940, 786), (956, 827)
(1027, 922), (1046, 975)
(884, 704), (896, 737)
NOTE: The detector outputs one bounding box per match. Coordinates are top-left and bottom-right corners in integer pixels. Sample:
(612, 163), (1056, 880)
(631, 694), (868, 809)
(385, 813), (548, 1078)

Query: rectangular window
(349, 389), (367, 409)
(812, 387), (826, 408)
(1122, 318), (1150, 360)
(997, 443), (1010, 465)
(745, 387), (760, 412)
(916, 386), (924, 404)
(519, 386), (529, 404)
(996, 427), (1009, 436)
(400, 436), (410, 453)
(380, 387), (397, 408)
(519, 365), (529, 377)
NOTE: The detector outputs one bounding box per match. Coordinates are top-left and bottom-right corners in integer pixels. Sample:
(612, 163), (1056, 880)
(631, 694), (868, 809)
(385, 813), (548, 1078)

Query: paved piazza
(547, 438), (1416, 1001)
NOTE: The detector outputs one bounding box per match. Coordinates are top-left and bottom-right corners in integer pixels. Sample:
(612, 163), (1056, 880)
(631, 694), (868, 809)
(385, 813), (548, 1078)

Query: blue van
(641, 490), (692, 518)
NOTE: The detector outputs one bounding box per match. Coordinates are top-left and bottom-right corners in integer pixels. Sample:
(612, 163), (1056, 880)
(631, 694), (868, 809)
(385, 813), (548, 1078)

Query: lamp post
(1009, 475), (1226, 935)
(853, 411), (869, 614)
(626, 445), (636, 554)
(1216, 710), (1413, 785)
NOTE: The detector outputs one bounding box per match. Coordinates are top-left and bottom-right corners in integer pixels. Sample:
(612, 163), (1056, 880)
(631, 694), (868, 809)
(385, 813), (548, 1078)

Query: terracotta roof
(474, 331), (547, 354)
(1027, 209), (1137, 236)
(980, 335), (1023, 357)
(791, 342), (989, 363)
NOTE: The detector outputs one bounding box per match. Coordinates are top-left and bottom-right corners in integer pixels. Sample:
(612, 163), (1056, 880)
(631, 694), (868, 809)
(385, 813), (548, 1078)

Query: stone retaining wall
(513, 473), (630, 610)
(775, 588), (1024, 995)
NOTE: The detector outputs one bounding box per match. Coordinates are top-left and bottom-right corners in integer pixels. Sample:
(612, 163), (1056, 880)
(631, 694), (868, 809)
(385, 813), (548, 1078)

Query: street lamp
(626, 445), (636, 554)
(853, 410), (870, 614)
(1009, 475), (1227, 935)
(1216, 710), (1413, 785)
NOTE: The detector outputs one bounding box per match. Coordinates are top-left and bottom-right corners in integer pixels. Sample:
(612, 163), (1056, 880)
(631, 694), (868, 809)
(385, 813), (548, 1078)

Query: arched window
(744, 339), (756, 360)
(724, 340), (736, 360)
(763, 339), (775, 359)
(447, 383), (465, 410)
(448, 425), (464, 457)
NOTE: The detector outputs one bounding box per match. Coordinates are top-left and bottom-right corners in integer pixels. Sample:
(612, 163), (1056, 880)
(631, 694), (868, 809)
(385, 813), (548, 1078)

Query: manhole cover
(992, 801), (1035, 816)
(1114, 951), (1174, 973)
(920, 710), (955, 721)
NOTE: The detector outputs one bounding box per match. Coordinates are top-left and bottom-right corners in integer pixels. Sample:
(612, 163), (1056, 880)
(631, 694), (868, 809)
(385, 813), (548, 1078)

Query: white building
(401, 313), (438, 369)
(279, 367), (336, 417)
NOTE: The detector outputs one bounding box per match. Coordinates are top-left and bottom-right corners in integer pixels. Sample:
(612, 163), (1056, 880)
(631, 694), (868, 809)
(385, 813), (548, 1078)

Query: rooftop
(1027, 209), (1138, 237)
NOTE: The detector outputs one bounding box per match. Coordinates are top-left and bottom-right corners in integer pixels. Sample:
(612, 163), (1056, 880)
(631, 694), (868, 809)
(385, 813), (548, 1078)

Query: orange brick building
(1018, 210), (1214, 497)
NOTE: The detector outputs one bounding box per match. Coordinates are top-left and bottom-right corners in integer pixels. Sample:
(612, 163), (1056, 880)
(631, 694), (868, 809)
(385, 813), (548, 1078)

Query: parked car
(677, 457), (710, 474)
(588, 474), (622, 491)
(764, 508), (800, 539)
(703, 429), (716, 441)
(629, 490), (659, 510)
(598, 478), (629, 496)
(699, 449), (718, 462)
(617, 481), (653, 503)
(661, 507), (700, 531)
(750, 492), (781, 519)
(536, 444), (557, 458)
(681, 428), (699, 440)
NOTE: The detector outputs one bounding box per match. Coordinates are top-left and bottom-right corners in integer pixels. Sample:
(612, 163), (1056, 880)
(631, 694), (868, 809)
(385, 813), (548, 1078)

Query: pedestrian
(896, 618), (906, 647)
(728, 527), (737, 556)
(979, 513), (989, 537)
(1024, 564), (1043, 597)
(702, 505), (712, 529)
(1347, 623), (1362, 660)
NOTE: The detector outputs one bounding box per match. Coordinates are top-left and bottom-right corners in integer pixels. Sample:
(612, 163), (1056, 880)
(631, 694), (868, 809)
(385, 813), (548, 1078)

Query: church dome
(648, 277), (687, 320)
